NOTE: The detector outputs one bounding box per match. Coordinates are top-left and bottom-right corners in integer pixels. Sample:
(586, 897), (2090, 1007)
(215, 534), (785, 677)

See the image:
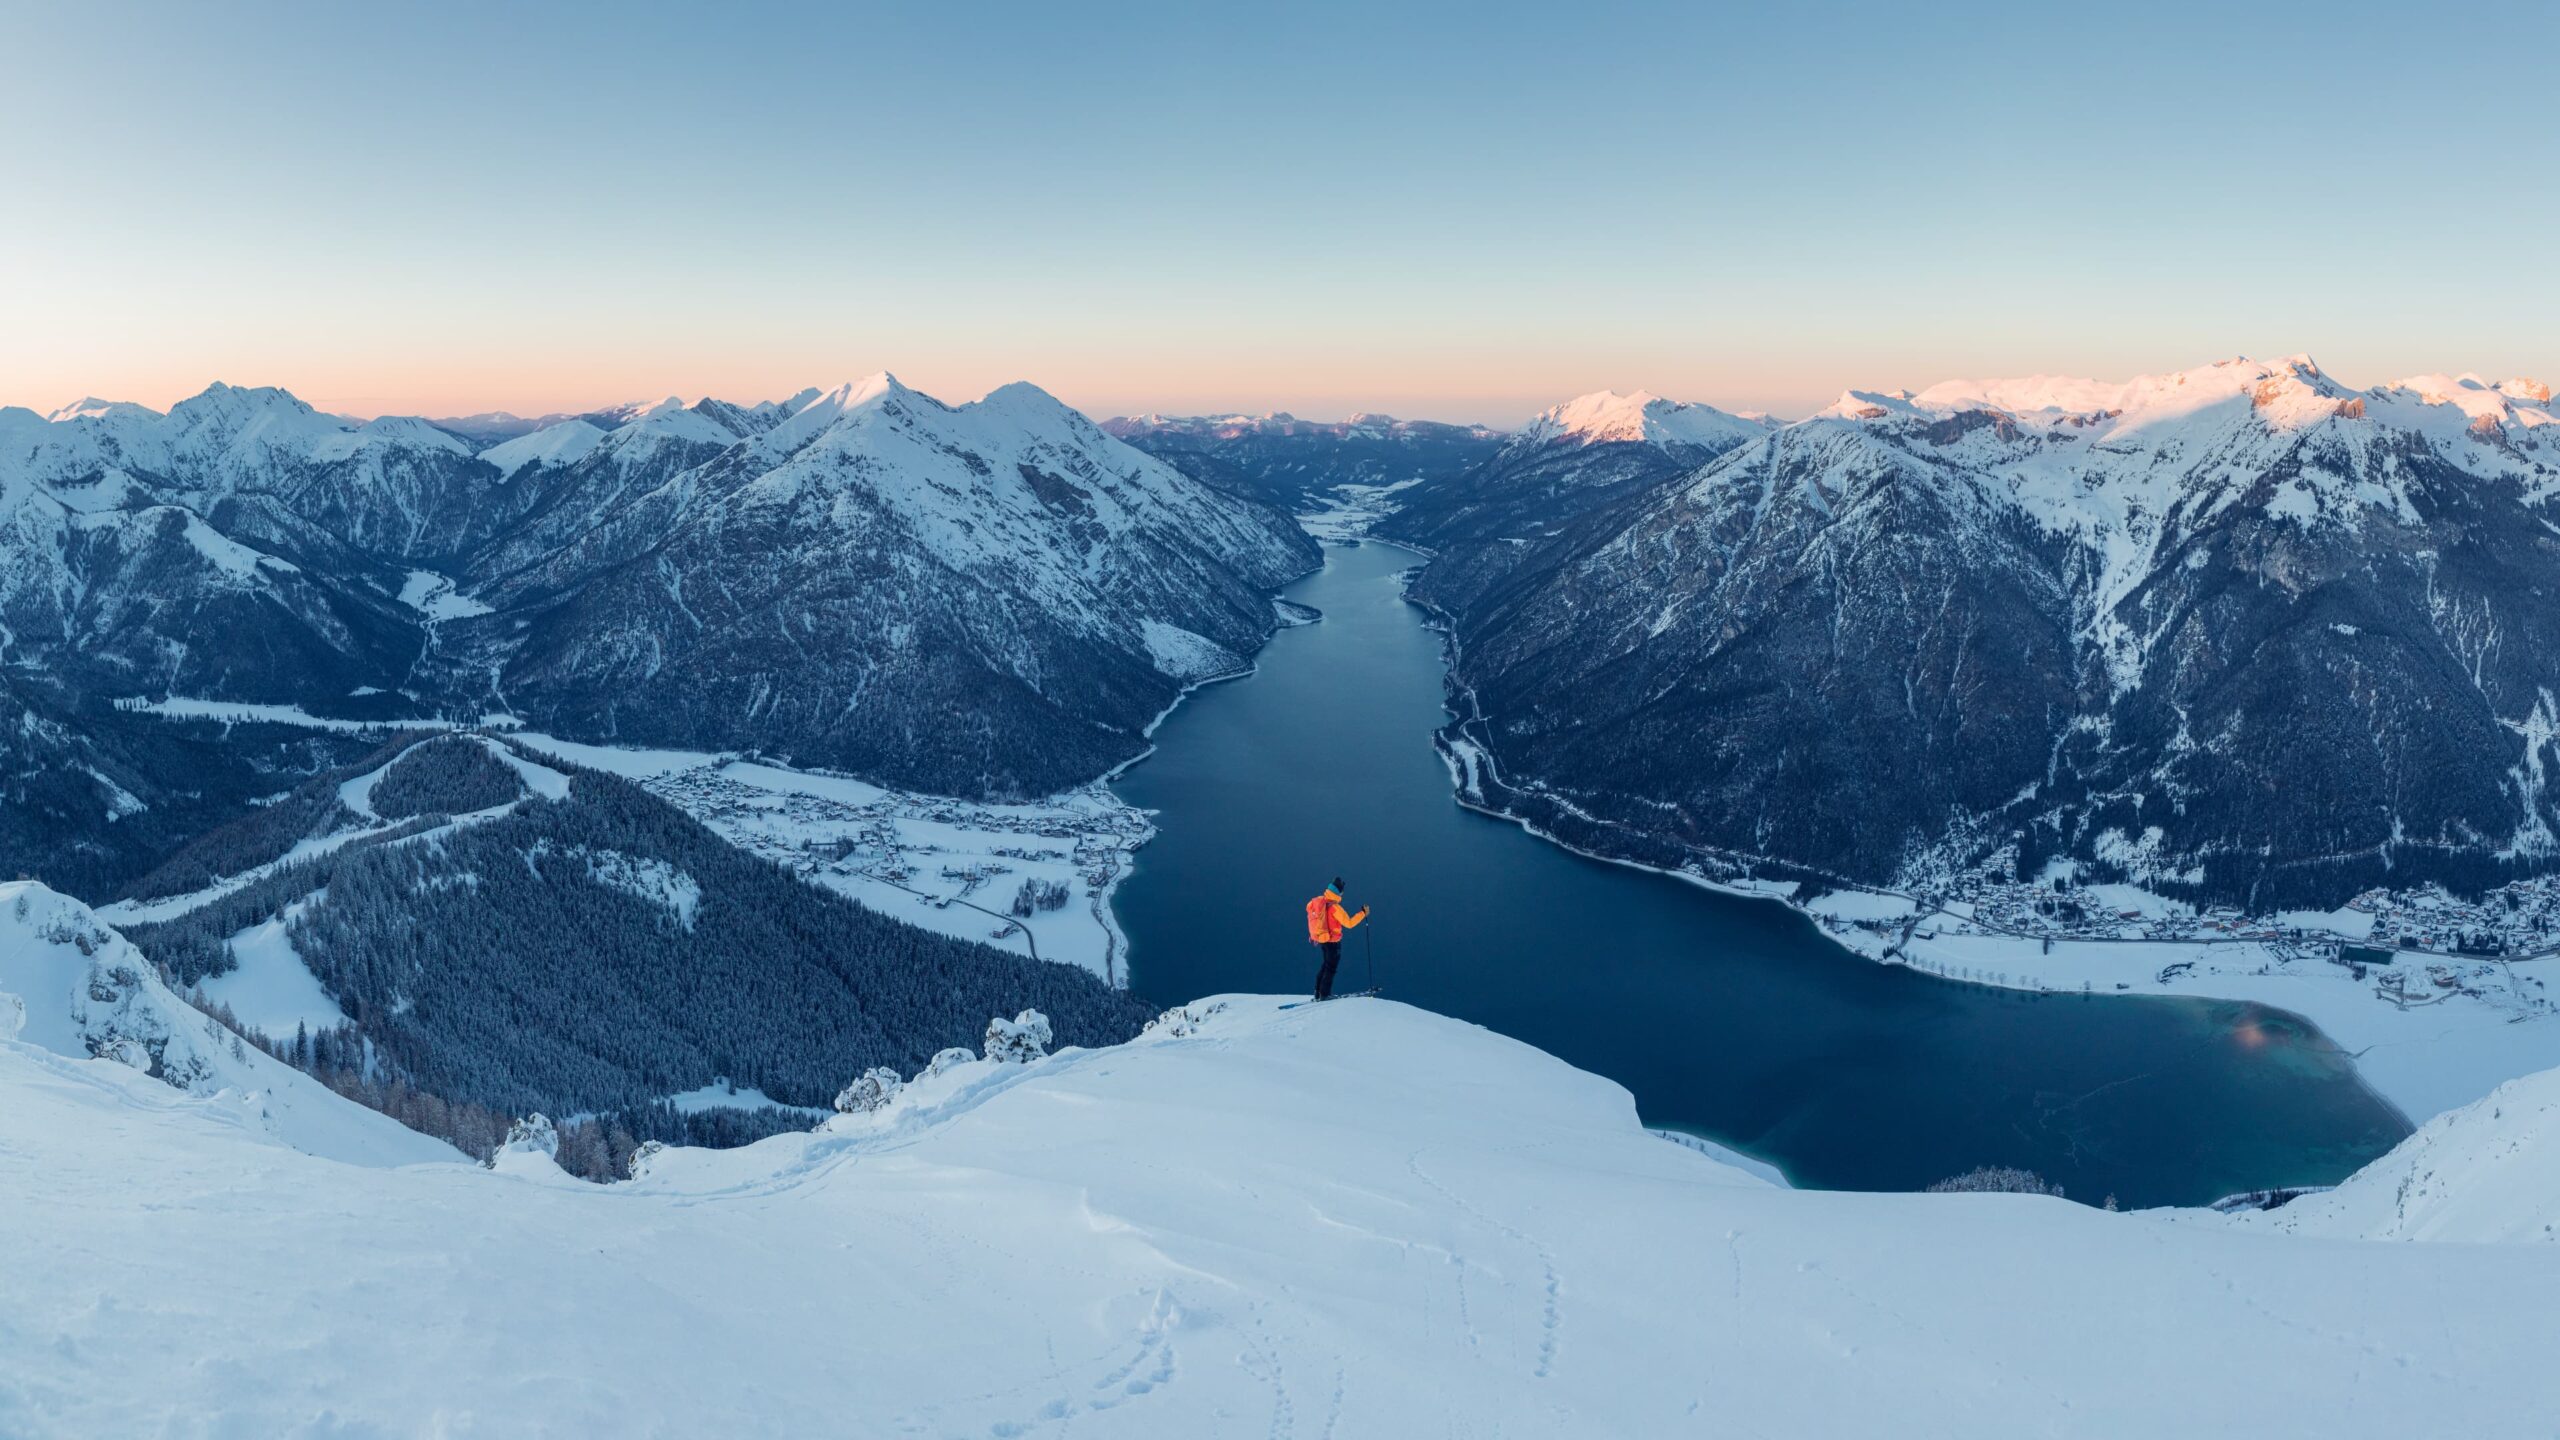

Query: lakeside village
(1809, 866), (2560, 1020)
(627, 757), (1152, 978)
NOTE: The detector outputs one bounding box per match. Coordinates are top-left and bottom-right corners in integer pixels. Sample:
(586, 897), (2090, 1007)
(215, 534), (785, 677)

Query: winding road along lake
(1114, 541), (2408, 1207)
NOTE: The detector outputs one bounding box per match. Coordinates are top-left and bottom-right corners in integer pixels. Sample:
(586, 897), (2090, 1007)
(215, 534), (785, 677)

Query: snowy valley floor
(6, 987), (2560, 1436)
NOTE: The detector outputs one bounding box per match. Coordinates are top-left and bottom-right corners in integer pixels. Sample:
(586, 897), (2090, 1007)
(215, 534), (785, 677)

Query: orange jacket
(1305, 889), (1368, 944)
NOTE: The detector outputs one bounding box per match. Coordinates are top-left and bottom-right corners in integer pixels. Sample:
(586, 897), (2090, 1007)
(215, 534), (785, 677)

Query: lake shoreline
(1114, 538), (2408, 1207)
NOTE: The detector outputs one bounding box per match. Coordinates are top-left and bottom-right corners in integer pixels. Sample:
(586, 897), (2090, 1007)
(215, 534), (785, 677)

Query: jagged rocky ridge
(0, 377), (1313, 896)
(1427, 359), (2560, 910)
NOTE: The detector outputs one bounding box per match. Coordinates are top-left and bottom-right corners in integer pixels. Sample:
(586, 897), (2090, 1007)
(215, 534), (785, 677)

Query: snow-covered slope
(1436, 355), (2560, 908)
(2235, 1063), (2560, 1243)
(0, 881), (455, 1166)
(3, 989), (2557, 1434)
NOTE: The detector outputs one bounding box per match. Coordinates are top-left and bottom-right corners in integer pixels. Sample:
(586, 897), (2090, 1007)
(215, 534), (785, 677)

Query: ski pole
(1365, 918), (1375, 991)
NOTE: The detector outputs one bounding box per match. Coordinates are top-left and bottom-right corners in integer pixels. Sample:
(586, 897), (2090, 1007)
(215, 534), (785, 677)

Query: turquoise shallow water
(1112, 541), (2408, 1207)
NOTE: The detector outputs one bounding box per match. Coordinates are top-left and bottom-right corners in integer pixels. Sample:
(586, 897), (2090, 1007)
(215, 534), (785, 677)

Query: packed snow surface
(3, 989), (2557, 1434)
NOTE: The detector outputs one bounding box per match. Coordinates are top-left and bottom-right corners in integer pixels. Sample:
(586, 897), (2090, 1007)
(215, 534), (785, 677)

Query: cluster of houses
(1898, 870), (2560, 965)
(633, 759), (1153, 927)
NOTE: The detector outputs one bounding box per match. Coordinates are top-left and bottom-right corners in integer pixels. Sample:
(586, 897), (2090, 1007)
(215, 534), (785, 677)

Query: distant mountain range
(0, 376), (1312, 898)
(21, 354), (2560, 920)
(1377, 390), (1778, 613)
(1103, 410), (1504, 513)
(1402, 358), (2560, 910)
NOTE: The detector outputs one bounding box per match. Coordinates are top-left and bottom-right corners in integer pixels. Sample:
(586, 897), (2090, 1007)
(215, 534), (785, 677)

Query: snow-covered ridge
(1816, 353), (2553, 447)
(6, 986), (2560, 1432)
(0, 881), (455, 1166)
(1100, 409), (1501, 442)
(2230, 1062), (2560, 1243)
(1511, 388), (1780, 451)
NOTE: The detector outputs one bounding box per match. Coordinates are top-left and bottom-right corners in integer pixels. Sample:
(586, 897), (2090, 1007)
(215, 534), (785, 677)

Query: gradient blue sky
(3, 0), (2552, 424)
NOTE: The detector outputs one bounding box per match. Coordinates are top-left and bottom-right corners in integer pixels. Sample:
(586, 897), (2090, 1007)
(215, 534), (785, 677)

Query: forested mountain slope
(117, 735), (1153, 1139)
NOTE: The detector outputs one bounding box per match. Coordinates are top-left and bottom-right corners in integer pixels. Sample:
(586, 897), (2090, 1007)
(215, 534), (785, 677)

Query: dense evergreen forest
(127, 736), (1154, 1174)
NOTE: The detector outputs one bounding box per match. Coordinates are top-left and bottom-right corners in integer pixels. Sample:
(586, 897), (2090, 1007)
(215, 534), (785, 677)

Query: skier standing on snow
(1304, 879), (1371, 1001)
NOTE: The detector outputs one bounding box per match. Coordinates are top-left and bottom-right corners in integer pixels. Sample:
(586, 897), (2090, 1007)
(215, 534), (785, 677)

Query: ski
(1279, 988), (1380, 1011)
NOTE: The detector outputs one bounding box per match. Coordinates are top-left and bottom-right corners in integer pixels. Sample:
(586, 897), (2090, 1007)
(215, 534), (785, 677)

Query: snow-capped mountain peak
(44, 396), (161, 424)
(971, 379), (1104, 441)
(309, 414), (473, 461)
(752, 372), (922, 456)
(751, 385), (826, 424)
(479, 417), (608, 477)
(1816, 387), (1924, 421)
(586, 395), (742, 465)
(1515, 388), (1774, 451)
(160, 381), (348, 456)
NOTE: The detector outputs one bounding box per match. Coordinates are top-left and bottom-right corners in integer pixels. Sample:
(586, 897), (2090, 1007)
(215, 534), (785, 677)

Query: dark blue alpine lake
(1113, 541), (2408, 1207)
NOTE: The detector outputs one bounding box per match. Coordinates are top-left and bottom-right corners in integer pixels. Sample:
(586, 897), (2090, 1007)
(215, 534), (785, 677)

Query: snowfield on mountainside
(4, 962), (2558, 1435)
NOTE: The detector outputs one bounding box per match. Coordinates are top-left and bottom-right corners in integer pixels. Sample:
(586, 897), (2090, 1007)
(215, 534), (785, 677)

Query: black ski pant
(1313, 941), (1342, 1000)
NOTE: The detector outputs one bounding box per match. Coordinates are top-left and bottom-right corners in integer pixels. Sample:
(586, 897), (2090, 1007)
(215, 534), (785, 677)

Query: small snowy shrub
(499, 1113), (561, 1163)
(98, 1036), (153, 1072)
(983, 1009), (1052, 1064)
(626, 1140), (669, 1181)
(834, 1066), (904, 1114)
(1, 990), (23, 1040)
(1925, 1165), (2064, 1198)
(923, 1046), (975, 1078)
(1143, 1001), (1228, 1039)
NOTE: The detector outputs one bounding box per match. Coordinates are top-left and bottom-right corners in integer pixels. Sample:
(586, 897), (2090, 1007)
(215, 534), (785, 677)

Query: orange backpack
(1305, 892), (1338, 944)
